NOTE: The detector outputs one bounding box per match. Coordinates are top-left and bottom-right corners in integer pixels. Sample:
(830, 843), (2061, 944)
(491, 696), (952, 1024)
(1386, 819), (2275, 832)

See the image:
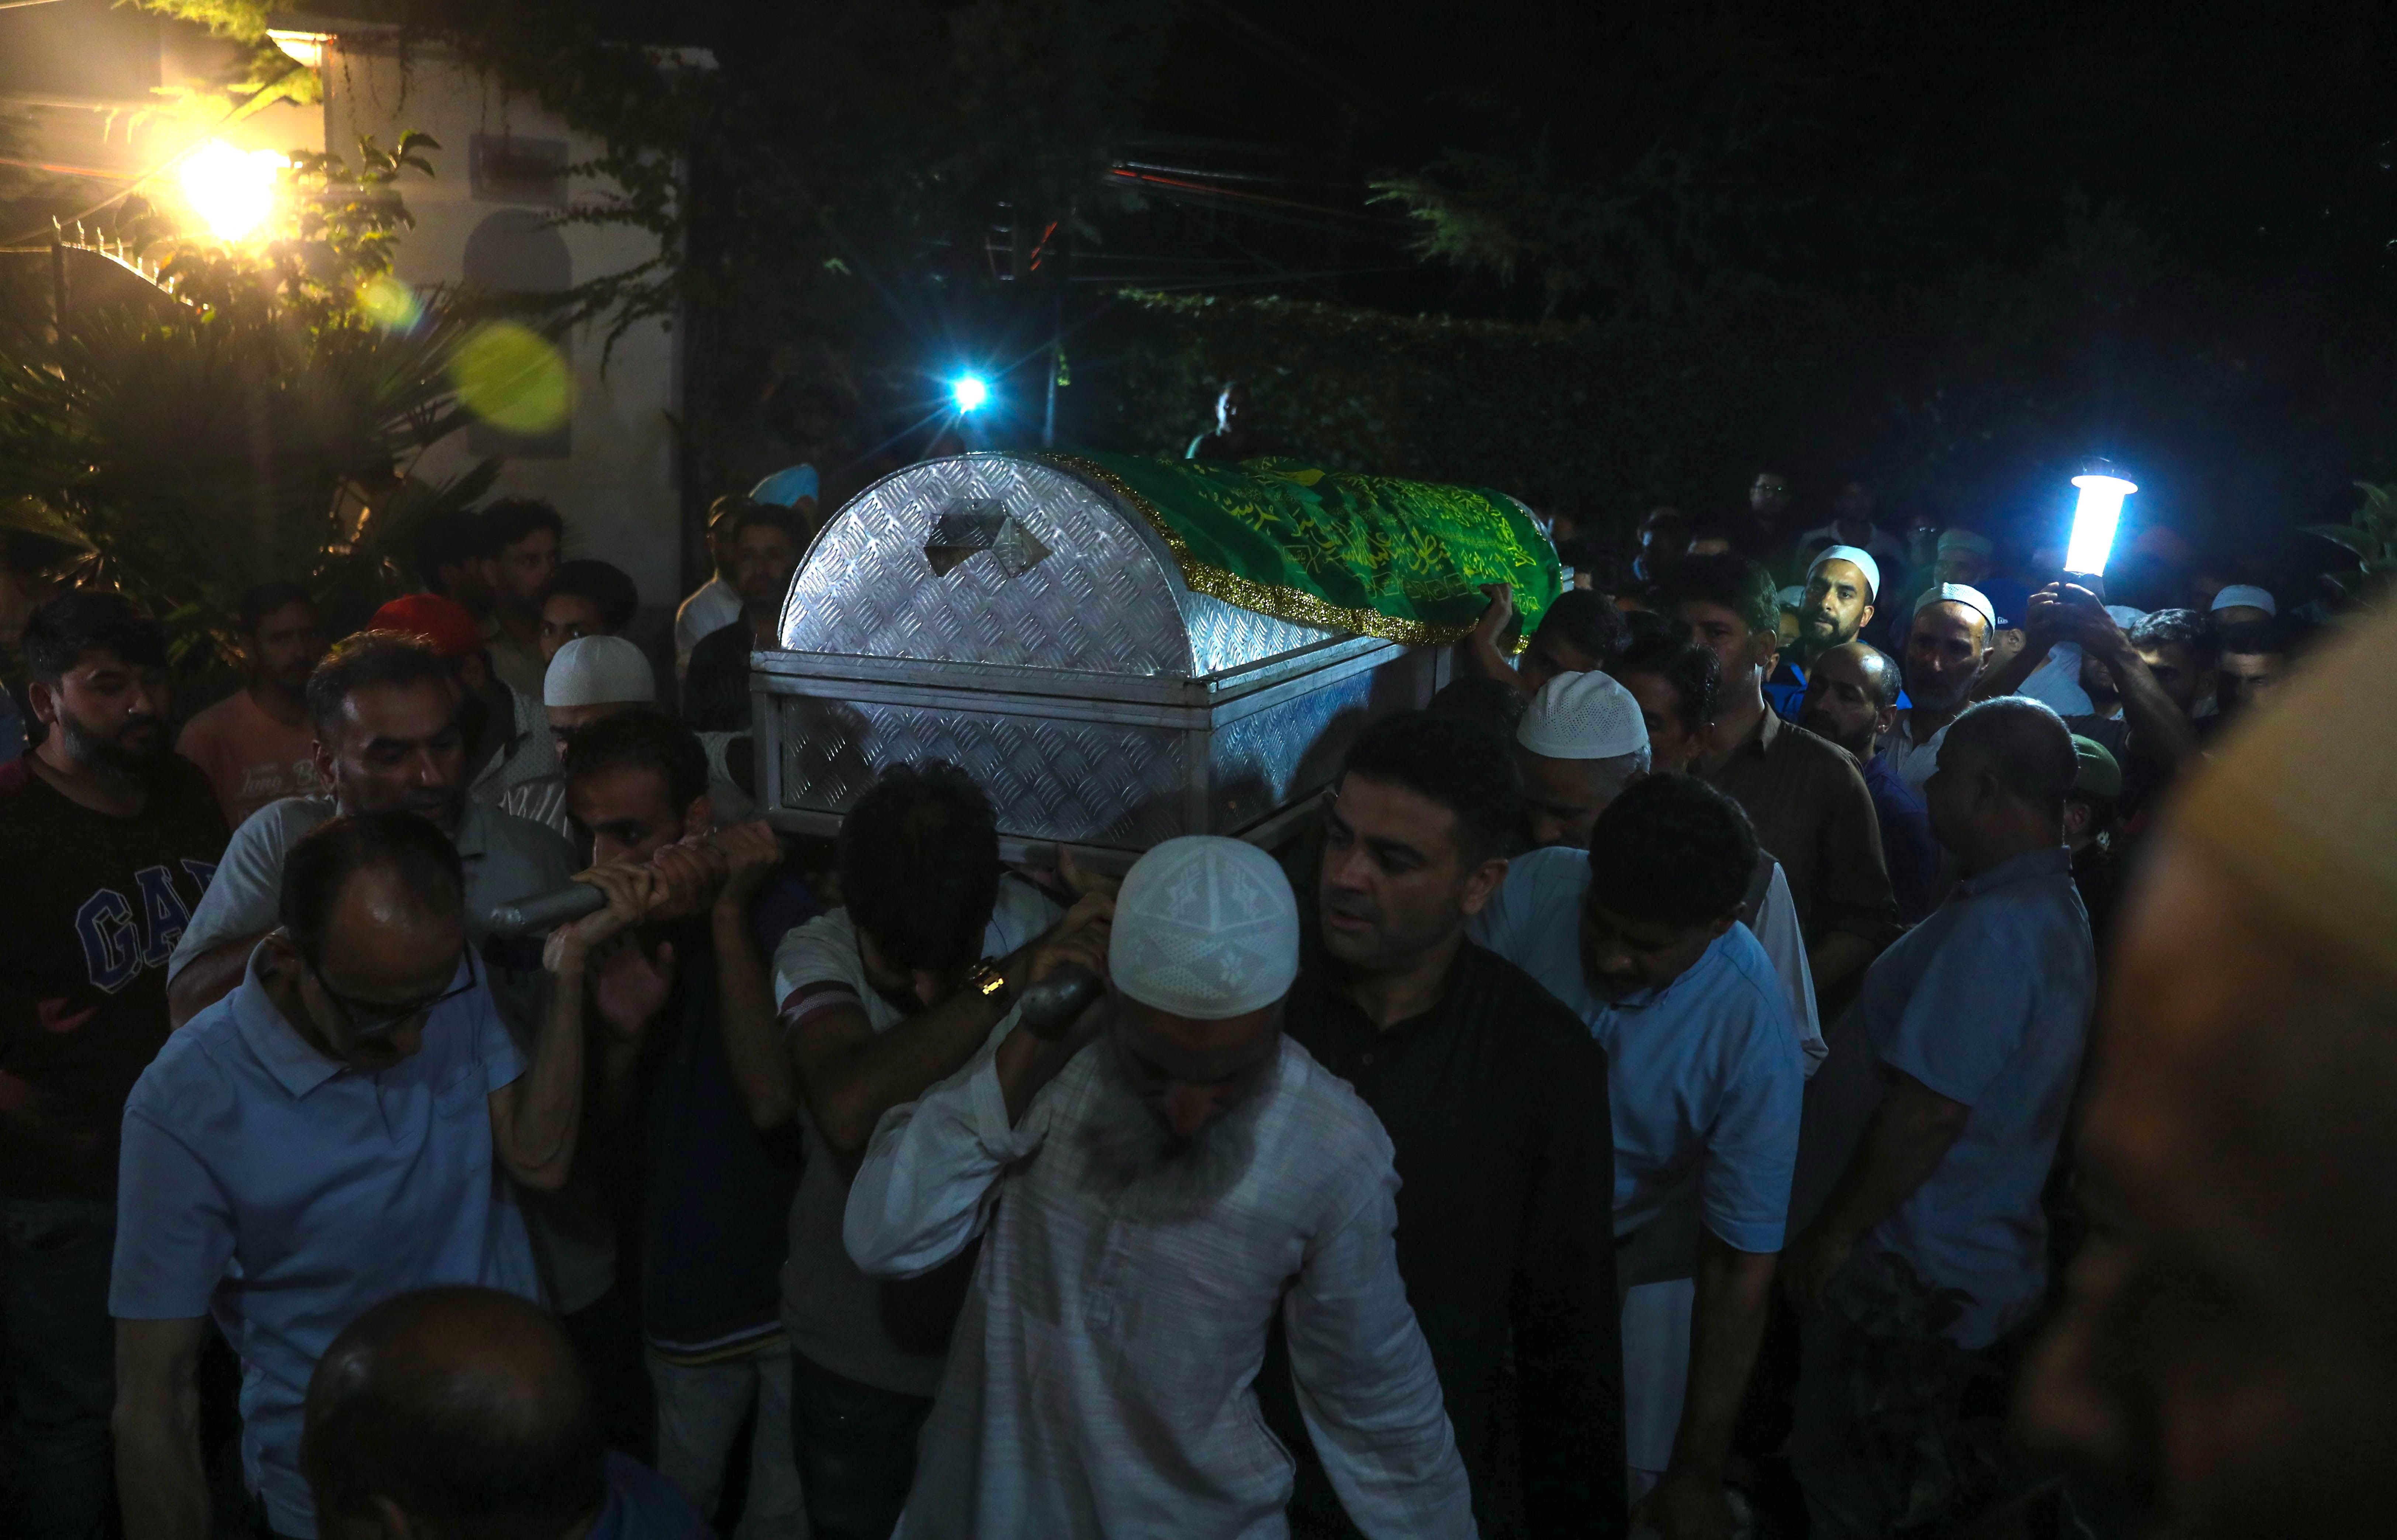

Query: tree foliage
(0, 138), (484, 672)
(346, 0), (1182, 490)
(124, 0), (322, 107)
(1372, 11), (1811, 322)
(2307, 483), (2397, 608)
(379, 1), (1173, 332)
(117, 133), (441, 329)
(1082, 291), (1807, 519)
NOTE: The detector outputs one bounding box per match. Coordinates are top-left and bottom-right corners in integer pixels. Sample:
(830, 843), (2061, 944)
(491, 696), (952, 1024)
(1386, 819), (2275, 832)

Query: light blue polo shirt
(110, 951), (542, 1538)
(1860, 845), (2094, 1349)
(1471, 847), (1803, 1253)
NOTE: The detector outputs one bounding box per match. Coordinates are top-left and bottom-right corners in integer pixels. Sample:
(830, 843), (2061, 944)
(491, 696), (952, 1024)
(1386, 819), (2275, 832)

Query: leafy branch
(1, 128), (482, 674)
(129, 0), (322, 108)
(2305, 482), (2397, 608)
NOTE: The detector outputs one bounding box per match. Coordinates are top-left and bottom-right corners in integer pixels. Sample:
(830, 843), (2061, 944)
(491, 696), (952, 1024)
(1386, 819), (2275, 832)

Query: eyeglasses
(309, 952), (477, 1039)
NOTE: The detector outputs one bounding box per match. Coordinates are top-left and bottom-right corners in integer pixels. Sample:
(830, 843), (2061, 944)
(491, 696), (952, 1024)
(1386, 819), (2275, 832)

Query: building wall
(322, 38), (686, 612)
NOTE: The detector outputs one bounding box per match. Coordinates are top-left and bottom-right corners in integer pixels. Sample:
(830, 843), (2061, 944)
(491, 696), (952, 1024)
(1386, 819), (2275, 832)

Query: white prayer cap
(1518, 670), (1648, 761)
(1807, 544), (1881, 601)
(544, 635), (657, 708)
(2210, 584), (2276, 616)
(2105, 605), (2148, 628)
(1914, 582), (1997, 638)
(1110, 836), (1299, 1021)
(1776, 585), (1806, 610)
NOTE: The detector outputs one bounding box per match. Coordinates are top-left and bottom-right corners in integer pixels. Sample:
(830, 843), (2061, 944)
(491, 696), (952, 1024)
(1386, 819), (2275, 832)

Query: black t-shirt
(683, 621), (754, 734)
(0, 752), (228, 1201)
(637, 869), (817, 1356)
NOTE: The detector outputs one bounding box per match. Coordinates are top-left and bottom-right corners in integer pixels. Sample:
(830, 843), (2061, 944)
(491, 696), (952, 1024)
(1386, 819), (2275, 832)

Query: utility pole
(1042, 292), (1061, 448)
(48, 224), (69, 345)
(1041, 215), (1069, 449)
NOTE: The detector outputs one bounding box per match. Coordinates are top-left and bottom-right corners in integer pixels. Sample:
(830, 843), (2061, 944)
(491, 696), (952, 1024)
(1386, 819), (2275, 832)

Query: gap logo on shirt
(75, 859), (218, 994)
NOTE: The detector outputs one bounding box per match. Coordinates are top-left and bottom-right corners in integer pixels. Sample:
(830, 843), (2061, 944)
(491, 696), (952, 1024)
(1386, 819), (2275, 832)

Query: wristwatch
(964, 958), (1011, 1008)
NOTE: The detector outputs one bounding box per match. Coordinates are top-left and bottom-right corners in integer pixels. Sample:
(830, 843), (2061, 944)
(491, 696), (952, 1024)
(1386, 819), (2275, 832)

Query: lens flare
(179, 141), (284, 242)
(357, 274), (424, 332)
(951, 374), (990, 412)
(449, 322), (574, 435)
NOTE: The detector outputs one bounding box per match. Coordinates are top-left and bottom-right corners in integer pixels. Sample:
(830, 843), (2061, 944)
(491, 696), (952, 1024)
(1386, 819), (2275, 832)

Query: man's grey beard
(1906, 669), (1980, 716)
(1072, 1039), (1277, 1224)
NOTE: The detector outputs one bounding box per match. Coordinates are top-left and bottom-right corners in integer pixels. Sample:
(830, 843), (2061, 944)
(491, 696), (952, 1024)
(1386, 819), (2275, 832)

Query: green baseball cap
(2071, 735), (2123, 800)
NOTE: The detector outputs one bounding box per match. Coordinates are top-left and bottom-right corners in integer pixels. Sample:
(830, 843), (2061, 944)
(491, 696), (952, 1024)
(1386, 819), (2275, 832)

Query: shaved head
(1940, 697), (2077, 816)
(303, 1287), (601, 1540)
(1833, 641), (1902, 710)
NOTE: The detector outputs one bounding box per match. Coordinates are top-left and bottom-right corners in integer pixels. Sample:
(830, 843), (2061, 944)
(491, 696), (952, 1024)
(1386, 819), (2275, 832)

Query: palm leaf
(2301, 522), (2376, 559)
(0, 288), (477, 666)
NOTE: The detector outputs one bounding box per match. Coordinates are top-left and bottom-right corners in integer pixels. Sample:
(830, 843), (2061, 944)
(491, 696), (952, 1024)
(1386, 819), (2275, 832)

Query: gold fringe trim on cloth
(1039, 452), (1476, 649)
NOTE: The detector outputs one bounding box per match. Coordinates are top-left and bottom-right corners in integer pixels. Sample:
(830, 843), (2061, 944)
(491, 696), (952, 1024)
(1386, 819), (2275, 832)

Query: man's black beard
(60, 713), (165, 781)
(1799, 709), (1874, 762)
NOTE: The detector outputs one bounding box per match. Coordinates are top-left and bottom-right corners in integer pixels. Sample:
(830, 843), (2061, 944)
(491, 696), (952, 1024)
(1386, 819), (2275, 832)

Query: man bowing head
(845, 835), (1474, 1539)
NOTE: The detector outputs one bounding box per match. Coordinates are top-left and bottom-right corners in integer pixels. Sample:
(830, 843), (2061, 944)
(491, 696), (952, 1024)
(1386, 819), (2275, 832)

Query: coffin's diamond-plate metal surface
(1177, 591), (1339, 678)
(778, 454), (1348, 683)
(768, 647), (1439, 849)
(772, 693), (1193, 848)
(1205, 671), (1375, 831)
(779, 457), (1194, 677)
(1205, 648), (1433, 831)
(763, 456), (1447, 851)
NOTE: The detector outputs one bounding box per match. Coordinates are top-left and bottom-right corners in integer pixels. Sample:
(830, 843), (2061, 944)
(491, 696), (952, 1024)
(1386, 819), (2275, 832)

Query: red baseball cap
(370, 593), (485, 658)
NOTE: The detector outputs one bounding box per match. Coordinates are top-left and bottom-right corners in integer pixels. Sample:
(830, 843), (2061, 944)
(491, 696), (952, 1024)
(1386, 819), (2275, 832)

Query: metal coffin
(751, 453), (1446, 858)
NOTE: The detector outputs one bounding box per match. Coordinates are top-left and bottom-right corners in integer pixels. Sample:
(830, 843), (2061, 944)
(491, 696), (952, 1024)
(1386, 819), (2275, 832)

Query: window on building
(462, 208), (573, 460)
(470, 134), (568, 207)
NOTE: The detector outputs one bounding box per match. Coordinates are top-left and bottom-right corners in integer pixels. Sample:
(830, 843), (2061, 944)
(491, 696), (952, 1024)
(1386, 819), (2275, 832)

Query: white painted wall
(320, 36), (688, 611)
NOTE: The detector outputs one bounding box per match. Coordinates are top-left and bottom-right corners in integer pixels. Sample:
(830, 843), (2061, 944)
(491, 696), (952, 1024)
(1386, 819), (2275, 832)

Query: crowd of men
(0, 449), (2386, 1540)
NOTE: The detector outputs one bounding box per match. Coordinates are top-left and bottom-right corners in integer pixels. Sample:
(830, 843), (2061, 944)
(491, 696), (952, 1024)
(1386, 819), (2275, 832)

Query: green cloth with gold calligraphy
(1042, 451), (1560, 648)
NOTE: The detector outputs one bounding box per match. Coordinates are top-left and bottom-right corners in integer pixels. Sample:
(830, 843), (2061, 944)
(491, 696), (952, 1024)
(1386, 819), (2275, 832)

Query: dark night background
(18, 0), (2397, 589)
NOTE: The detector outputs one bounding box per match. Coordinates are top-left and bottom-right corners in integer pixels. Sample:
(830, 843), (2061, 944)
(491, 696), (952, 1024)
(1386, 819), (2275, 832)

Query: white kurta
(674, 577), (742, 681)
(844, 1035), (1476, 1540)
(1877, 711), (1953, 797)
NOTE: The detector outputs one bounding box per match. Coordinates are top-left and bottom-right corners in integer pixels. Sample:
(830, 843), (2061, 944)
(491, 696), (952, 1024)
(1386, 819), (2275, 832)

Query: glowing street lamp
(2064, 461), (2137, 579)
(179, 141), (285, 243)
(951, 373), (990, 413)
